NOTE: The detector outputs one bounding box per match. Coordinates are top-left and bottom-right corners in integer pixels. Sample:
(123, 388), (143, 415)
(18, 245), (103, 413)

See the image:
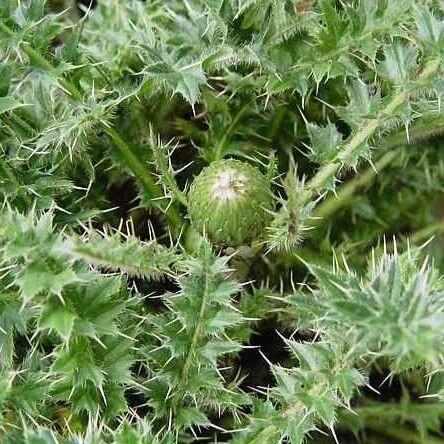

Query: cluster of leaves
(1, 0), (444, 443)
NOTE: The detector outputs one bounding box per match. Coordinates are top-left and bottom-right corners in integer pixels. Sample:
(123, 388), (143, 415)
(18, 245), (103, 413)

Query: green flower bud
(187, 159), (273, 246)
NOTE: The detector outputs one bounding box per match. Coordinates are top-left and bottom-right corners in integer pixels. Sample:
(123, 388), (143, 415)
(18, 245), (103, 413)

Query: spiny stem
(267, 106), (287, 140)
(0, 21), (184, 233)
(170, 265), (210, 416)
(149, 130), (188, 207)
(104, 127), (182, 231)
(0, 20), (84, 101)
(312, 113), (444, 224)
(313, 149), (400, 221)
(21, 45), (84, 100)
(106, 125), (165, 198)
(0, 156), (31, 209)
(301, 59), (440, 206)
(382, 114), (444, 148)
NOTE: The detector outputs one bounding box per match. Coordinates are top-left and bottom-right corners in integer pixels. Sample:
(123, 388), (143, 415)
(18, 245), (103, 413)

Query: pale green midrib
(70, 244), (165, 278)
(0, 21), (183, 232)
(301, 59), (440, 206)
(313, 111), (444, 223)
(170, 265), (211, 415)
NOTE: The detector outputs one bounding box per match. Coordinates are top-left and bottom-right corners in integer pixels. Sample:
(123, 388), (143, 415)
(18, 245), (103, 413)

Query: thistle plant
(1, 0), (444, 443)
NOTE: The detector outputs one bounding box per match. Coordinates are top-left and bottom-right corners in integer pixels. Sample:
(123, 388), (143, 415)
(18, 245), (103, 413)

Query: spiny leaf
(69, 230), (178, 280)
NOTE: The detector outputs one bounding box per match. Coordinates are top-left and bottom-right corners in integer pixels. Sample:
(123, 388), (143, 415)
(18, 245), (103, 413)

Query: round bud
(187, 159), (273, 246)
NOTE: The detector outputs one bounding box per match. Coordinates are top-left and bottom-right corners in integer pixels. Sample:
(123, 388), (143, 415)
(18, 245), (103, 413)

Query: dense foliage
(1, 0), (444, 442)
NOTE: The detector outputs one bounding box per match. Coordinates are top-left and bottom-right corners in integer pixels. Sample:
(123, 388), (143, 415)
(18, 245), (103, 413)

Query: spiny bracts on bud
(187, 159), (274, 246)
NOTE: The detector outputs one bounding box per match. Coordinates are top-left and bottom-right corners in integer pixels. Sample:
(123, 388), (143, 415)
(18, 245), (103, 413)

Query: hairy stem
(313, 114), (444, 223)
(149, 131), (188, 207)
(104, 127), (182, 231)
(170, 265), (210, 416)
(301, 59), (440, 205)
(313, 149), (399, 222)
(0, 21), (183, 233)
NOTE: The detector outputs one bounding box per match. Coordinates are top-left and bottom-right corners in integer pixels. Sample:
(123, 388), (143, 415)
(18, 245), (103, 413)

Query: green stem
(9, 113), (36, 136)
(410, 221), (444, 244)
(301, 59), (440, 206)
(150, 131), (188, 207)
(267, 106), (287, 140)
(1, 21), (184, 233)
(170, 264), (210, 414)
(104, 127), (183, 232)
(0, 157), (19, 187)
(17, 42), (84, 100)
(381, 221), (444, 253)
(382, 114), (444, 147)
(313, 113), (444, 223)
(65, 0), (80, 22)
(275, 245), (332, 269)
(214, 102), (251, 161)
(313, 149), (400, 221)
(352, 402), (444, 418)
(369, 425), (441, 444)
(243, 425), (280, 444)
(340, 402), (444, 444)
(0, 19), (81, 100)
(104, 127), (163, 201)
(0, 157), (31, 208)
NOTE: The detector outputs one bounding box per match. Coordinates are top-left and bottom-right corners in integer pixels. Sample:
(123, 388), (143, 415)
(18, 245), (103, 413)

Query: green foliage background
(1, 0), (444, 442)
